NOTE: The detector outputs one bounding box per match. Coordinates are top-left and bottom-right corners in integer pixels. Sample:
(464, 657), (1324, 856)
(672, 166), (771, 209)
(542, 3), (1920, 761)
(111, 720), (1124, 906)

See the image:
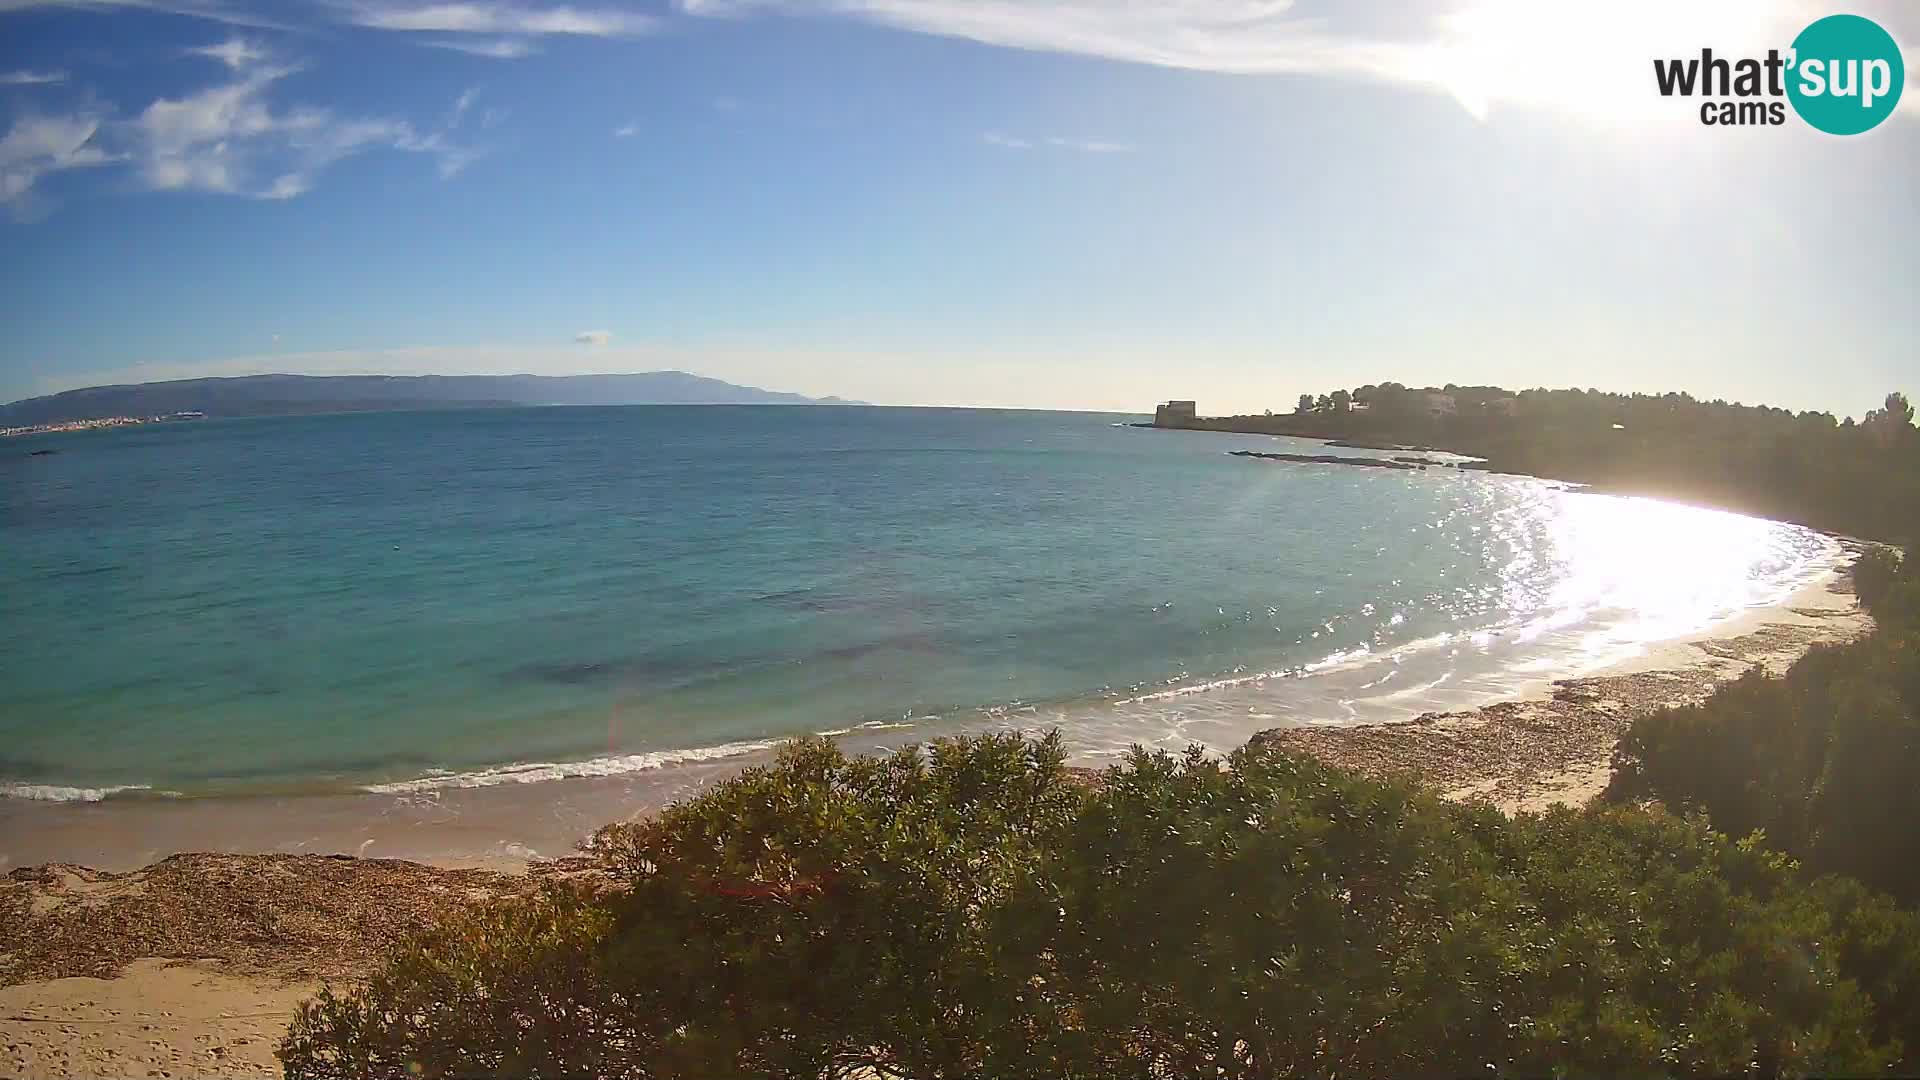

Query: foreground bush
(1611, 546), (1920, 903)
(1853, 546), (1907, 612)
(281, 732), (1920, 1077)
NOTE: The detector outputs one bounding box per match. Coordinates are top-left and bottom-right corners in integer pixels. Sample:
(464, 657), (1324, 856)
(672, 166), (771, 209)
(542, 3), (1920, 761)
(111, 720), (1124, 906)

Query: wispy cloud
(340, 2), (658, 37)
(186, 36), (270, 70)
(983, 132), (1132, 153)
(128, 44), (485, 200)
(0, 111), (117, 219)
(4, 28), (505, 218)
(612, 122), (637, 137)
(423, 36), (538, 58)
(136, 59), (322, 197)
(2, 0), (663, 39)
(449, 85), (480, 127)
(403, 127), (487, 178)
(677, 0), (1426, 79)
(0, 0), (305, 31)
(0, 70), (69, 86)
(1044, 136), (1132, 153)
(675, 0), (1835, 122)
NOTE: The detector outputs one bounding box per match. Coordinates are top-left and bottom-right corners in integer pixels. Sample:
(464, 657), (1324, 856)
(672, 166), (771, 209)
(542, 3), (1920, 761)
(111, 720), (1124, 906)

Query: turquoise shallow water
(0, 405), (1834, 800)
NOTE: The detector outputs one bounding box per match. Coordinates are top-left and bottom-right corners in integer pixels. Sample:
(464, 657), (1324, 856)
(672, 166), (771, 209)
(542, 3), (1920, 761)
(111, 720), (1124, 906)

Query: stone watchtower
(1154, 401), (1197, 428)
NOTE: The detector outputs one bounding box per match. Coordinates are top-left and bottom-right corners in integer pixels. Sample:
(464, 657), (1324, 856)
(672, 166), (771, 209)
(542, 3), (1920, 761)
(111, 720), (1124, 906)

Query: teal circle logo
(1787, 14), (1904, 135)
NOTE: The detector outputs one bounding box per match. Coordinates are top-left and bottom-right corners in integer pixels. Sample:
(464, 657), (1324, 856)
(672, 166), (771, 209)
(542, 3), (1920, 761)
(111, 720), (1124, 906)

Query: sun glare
(1422, 0), (1812, 126)
(1539, 492), (1818, 650)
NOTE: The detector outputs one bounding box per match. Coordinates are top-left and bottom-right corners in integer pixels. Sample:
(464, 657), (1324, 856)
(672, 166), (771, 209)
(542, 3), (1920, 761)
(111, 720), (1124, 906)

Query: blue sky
(1, 1), (1916, 415)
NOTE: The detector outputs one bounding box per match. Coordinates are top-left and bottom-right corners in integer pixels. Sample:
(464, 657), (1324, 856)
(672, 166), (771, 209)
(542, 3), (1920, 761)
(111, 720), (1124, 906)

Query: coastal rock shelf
(1228, 449), (1453, 471)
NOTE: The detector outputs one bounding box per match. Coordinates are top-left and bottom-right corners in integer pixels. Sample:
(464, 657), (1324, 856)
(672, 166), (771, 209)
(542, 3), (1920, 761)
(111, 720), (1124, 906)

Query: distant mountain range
(0, 372), (860, 426)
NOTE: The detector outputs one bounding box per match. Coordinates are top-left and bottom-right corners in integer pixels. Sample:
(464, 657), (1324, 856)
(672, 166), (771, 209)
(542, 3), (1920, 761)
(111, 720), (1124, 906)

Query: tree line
(1201, 386), (1920, 545)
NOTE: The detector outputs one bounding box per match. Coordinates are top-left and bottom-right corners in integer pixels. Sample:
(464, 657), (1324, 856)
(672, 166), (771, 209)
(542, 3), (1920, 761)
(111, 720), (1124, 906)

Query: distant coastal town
(1, 411), (204, 439)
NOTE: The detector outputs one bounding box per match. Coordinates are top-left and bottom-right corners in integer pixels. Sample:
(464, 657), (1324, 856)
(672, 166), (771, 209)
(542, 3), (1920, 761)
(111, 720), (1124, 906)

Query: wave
(812, 720), (918, 737)
(361, 737), (789, 794)
(1115, 632), (1467, 706)
(366, 719), (933, 794)
(0, 782), (156, 803)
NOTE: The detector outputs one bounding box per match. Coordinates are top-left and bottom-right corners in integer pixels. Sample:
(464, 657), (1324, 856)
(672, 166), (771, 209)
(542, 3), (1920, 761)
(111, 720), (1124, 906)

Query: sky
(1, 1), (1916, 416)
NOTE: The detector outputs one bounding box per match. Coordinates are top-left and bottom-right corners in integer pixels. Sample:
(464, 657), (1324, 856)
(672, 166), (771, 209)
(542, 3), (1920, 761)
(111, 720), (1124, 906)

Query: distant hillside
(0, 373), (860, 426)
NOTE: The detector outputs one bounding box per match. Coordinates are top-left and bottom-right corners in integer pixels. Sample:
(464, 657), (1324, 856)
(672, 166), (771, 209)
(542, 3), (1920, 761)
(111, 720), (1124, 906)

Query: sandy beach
(0, 855), (604, 1078)
(0, 563), (1875, 1078)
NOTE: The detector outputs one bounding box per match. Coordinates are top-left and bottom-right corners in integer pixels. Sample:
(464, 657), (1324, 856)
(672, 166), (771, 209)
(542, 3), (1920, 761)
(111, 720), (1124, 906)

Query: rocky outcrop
(1228, 450), (1428, 470)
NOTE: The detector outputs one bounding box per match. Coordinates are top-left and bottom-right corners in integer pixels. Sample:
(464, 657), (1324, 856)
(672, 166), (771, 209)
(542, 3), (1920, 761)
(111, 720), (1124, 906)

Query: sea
(0, 405), (1838, 805)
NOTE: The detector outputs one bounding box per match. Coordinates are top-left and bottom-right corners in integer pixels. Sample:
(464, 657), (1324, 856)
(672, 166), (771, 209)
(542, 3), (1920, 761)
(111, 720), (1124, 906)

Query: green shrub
(1852, 546), (1905, 614)
(282, 733), (1919, 1078)
(279, 888), (623, 1079)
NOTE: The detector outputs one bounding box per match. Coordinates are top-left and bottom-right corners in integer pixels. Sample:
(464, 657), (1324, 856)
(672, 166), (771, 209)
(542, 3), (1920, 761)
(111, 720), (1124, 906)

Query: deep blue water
(0, 406), (1834, 799)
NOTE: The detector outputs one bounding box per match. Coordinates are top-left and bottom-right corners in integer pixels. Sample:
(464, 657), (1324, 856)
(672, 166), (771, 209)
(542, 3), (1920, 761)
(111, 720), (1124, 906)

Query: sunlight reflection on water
(1040, 485), (1835, 764)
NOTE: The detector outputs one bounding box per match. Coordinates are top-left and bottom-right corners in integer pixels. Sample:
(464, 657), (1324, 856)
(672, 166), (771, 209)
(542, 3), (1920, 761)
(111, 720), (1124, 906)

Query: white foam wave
(0, 783), (153, 803)
(362, 738), (785, 794)
(1116, 632), (1462, 706)
(813, 720), (918, 737)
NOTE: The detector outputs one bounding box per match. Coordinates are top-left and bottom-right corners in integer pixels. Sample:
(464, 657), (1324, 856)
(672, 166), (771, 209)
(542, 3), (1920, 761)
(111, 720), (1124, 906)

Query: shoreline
(0, 555), (1876, 1077)
(0, 529), (1858, 874)
(1253, 562), (1871, 814)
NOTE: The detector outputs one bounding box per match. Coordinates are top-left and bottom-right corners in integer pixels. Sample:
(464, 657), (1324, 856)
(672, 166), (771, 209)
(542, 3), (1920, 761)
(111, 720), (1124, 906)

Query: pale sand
(0, 854), (603, 1078)
(0, 556), (1877, 1077)
(0, 960), (313, 1079)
